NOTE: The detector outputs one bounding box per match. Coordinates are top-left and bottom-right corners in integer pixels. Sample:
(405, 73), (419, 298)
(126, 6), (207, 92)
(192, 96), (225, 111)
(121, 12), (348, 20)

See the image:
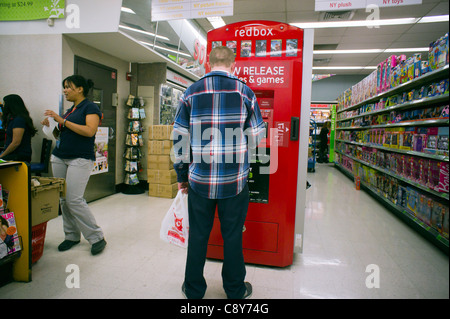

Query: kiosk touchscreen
(206, 21), (305, 267)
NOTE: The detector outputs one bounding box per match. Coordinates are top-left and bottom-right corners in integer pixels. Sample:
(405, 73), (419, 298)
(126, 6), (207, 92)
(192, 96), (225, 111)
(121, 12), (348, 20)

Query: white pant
(51, 155), (104, 245)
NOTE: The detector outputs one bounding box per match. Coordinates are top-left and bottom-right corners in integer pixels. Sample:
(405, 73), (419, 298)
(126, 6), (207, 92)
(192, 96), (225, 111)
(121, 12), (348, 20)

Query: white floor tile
(0, 163), (448, 299)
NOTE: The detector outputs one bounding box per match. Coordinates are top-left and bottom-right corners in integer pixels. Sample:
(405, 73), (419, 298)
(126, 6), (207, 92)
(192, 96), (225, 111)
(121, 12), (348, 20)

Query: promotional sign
(315, 0), (422, 11)
(0, 0), (65, 21)
(92, 127), (109, 175)
(151, 0), (233, 21)
(206, 21), (304, 267)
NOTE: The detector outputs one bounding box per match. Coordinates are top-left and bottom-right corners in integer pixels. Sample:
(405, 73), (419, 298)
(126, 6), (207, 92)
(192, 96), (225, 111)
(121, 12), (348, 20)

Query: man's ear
(230, 62), (236, 73)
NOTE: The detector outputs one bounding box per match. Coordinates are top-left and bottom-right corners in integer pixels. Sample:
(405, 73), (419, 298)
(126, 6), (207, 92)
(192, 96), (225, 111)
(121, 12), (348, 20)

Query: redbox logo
(235, 26), (274, 38)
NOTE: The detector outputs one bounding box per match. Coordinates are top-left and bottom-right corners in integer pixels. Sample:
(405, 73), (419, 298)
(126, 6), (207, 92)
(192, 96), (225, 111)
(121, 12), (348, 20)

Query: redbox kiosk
(206, 21), (307, 267)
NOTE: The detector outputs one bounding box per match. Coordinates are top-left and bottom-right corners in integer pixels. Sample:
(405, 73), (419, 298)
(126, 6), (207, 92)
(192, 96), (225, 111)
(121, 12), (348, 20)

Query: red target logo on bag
(174, 214), (183, 232)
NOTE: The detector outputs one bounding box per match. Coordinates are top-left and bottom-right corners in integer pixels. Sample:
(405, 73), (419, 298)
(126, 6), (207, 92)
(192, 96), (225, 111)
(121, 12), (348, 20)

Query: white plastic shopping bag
(160, 190), (189, 248)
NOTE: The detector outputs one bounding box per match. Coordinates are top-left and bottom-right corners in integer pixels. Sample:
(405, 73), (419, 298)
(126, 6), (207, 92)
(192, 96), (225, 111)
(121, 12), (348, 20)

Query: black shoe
(242, 282), (253, 299)
(91, 239), (107, 255)
(58, 240), (80, 251)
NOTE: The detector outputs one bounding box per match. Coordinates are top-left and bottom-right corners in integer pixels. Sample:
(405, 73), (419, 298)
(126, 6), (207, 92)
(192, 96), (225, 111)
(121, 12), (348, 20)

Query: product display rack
(310, 103), (331, 164)
(0, 162), (31, 285)
(308, 119), (317, 172)
(122, 95), (146, 194)
(335, 63), (449, 254)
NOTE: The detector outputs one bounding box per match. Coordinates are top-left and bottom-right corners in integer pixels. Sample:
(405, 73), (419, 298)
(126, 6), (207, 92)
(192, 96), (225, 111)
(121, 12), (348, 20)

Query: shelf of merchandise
(334, 63), (449, 254)
(335, 139), (449, 162)
(335, 150), (449, 201)
(335, 162), (449, 253)
(338, 93), (449, 123)
(337, 64), (449, 114)
(0, 161), (31, 284)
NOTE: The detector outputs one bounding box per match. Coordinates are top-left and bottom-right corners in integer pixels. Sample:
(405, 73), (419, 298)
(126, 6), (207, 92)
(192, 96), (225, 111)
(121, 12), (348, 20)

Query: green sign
(0, 0), (65, 21)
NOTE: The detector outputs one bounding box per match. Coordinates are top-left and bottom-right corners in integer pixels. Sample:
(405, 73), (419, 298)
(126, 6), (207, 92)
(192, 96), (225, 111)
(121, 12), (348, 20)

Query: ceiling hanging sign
(191, 0), (233, 19)
(368, 0), (422, 8)
(151, 0), (233, 22)
(0, 0), (65, 21)
(151, 0), (190, 21)
(166, 69), (194, 88)
(315, 0), (422, 11)
(315, 0), (366, 11)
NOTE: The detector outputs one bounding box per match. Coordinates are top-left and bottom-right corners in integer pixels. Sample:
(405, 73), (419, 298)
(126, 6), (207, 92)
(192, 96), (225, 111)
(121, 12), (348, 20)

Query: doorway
(74, 56), (117, 202)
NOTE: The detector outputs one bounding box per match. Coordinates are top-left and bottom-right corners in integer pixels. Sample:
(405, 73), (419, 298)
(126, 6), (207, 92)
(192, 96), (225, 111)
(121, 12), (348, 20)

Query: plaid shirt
(173, 71), (265, 199)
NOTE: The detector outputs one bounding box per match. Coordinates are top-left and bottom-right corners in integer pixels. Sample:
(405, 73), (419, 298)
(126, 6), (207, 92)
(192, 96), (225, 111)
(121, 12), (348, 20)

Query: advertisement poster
(92, 127), (109, 175)
(0, 0), (65, 21)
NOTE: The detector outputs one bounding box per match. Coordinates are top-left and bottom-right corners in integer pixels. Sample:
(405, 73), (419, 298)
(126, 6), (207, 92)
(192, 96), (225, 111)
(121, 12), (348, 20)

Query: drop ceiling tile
(394, 29), (447, 41)
(287, 12), (321, 23)
(314, 28), (347, 37)
(234, 0), (286, 13)
(426, 1), (450, 15)
(286, 0), (315, 11)
(226, 13), (288, 24)
(407, 21), (449, 33)
(343, 24), (412, 36)
(329, 55), (380, 65)
(339, 34), (397, 44)
(314, 36), (342, 45)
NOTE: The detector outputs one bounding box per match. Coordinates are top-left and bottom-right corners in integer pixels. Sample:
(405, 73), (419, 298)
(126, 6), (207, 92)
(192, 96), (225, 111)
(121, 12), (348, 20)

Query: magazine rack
(122, 95), (146, 194)
(0, 162), (31, 285)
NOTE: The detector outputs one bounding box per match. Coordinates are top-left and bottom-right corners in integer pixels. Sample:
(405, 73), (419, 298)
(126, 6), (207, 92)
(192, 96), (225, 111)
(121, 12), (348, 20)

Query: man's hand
(178, 182), (189, 194)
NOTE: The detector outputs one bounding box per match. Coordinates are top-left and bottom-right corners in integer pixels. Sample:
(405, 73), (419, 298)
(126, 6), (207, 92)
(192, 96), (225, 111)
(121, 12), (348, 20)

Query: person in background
(41, 75), (106, 256)
(173, 46), (266, 299)
(317, 120), (331, 163)
(0, 94), (37, 162)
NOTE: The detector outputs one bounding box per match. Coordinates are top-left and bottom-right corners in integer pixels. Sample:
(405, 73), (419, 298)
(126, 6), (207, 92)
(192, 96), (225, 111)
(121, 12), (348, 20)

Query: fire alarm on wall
(126, 72), (132, 81)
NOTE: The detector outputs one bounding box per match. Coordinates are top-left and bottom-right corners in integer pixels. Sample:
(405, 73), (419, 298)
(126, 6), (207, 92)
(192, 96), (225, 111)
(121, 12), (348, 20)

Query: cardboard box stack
(147, 125), (177, 198)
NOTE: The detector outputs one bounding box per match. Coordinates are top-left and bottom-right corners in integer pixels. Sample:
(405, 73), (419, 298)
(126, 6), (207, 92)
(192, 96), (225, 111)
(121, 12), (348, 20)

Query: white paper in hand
(42, 117), (58, 139)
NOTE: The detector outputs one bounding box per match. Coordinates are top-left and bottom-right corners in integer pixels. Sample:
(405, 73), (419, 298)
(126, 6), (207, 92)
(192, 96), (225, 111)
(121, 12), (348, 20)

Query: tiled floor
(0, 163), (448, 299)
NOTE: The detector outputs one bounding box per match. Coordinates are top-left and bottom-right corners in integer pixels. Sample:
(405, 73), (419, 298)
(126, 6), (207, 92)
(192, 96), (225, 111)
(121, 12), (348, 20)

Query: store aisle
(0, 164), (448, 299)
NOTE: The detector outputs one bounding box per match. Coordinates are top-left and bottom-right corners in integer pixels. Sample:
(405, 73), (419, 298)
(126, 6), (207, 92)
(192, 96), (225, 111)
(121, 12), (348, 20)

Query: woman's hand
(44, 110), (64, 126)
(41, 117), (50, 127)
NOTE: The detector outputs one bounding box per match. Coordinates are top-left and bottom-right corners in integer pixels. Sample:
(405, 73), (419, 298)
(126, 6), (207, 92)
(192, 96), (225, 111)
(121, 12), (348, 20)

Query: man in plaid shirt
(173, 46), (265, 299)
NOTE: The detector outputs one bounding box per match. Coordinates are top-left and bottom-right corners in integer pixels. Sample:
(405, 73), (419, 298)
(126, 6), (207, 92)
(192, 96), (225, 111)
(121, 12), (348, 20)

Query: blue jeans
(51, 155), (104, 245)
(184, 184), (249, 299)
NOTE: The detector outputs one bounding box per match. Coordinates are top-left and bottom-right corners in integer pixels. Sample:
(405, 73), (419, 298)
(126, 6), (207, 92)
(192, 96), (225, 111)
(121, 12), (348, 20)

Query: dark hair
(62, 75), (94, 97)
(2, 94), (38, 137)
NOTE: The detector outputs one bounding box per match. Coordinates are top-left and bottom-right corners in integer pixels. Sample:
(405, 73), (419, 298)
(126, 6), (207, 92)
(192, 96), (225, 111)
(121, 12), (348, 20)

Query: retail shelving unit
(0, 162), (31, 284)
(122, 96), (146, 194)
(335, 64), (449, 254)
(308, 119), (317, 172)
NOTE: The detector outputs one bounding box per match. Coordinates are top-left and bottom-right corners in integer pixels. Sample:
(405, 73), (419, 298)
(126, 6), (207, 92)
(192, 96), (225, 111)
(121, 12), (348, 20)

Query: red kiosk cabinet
(206, 21), (307, 267)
